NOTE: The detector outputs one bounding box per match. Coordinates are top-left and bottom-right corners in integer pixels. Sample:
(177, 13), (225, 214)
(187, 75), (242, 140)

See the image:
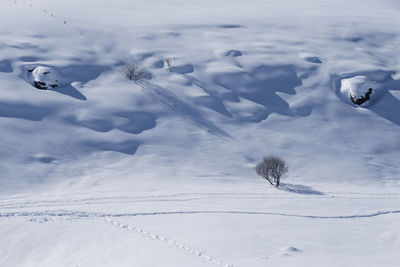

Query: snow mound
(223, 50), (242, 57)
(279, 246), (302, 256)
(340, 76), (382, 106)
(304, 56), (321, 64)
(281, 246), (301, 253)
(30, 66), (62, 90)
(170, 63), (194, 74)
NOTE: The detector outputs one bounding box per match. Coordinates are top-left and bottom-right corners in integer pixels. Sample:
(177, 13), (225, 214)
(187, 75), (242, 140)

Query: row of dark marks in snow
(2, 207), (399, 265)
(4, 0), (85, 36)
(106, 218), (237, 267)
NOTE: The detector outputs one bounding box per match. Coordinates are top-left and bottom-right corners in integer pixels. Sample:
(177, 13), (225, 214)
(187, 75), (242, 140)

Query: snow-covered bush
(256, 155), (288, 187)
(122, 63), (147, 81)
(30, 66), (61, 90)
(340, 76), (382, 105)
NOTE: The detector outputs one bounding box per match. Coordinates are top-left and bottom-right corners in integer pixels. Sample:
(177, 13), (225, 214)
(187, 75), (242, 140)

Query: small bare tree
(164, 57), (172, 72)
(256, 155), (288, 187)
(122, 63), (147, 81)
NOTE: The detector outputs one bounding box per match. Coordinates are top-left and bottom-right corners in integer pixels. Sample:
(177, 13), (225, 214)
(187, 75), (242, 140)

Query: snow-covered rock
(30, 66), (61, 90)
(340, 76), (382, 105)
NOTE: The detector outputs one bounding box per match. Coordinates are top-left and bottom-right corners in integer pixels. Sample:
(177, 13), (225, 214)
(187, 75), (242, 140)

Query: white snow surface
(1, 0), (400, 266)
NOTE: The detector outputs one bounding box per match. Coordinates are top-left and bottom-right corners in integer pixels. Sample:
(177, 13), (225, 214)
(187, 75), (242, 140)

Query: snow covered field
(0, 0), (400, 266)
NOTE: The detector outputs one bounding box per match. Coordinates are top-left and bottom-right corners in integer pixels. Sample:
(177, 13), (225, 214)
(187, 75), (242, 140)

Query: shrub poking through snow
(164, 57), (172, 72)
(350, 88), (373, 105)
(340, 76), (381, 105)
(256, 155), (288, 187)
(122, 63), (147, 81)
(30, 66), (61, 90)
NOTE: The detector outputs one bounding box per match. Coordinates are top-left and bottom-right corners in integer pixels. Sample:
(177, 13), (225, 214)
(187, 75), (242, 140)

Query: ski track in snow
(1, 209), (399, 220)
(105, 218), (236, 267)
(137, 80), (231, 139)
(0, 191), (399, 210)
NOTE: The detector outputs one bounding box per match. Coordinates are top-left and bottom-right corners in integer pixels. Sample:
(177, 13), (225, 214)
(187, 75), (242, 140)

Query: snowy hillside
(0, 0), (400, 266)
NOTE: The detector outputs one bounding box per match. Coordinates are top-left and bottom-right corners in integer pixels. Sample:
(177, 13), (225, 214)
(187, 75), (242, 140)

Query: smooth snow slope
(0, 0), (399, 266)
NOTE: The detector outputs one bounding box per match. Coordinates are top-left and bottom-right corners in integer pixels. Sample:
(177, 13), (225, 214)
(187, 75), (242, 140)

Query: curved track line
(1, 191), (399, 212)
(137, 80), (231, 138)
(2, 191), (398, 205)
(1, 195), (399, 210)
(106, 218), (236, 267)
(1, 209), (400, 220)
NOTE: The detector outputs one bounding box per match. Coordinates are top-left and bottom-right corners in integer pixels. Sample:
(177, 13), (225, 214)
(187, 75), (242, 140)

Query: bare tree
(256, 155), (288, 187)
(164, 57), (172, 72)
(122, 63), (147, 81)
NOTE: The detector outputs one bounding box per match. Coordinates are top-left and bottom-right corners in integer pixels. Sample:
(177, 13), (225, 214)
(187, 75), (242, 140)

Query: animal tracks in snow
(105, 218), (236, 267)
(1, 190), (399, 266)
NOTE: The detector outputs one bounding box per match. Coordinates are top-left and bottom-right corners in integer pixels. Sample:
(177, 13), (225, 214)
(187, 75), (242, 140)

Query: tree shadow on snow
(278, 183), (324, 195)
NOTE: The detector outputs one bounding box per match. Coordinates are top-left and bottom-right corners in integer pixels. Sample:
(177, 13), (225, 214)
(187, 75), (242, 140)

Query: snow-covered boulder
(30, 66), (61, 90)
(340, 76), (382, 105)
